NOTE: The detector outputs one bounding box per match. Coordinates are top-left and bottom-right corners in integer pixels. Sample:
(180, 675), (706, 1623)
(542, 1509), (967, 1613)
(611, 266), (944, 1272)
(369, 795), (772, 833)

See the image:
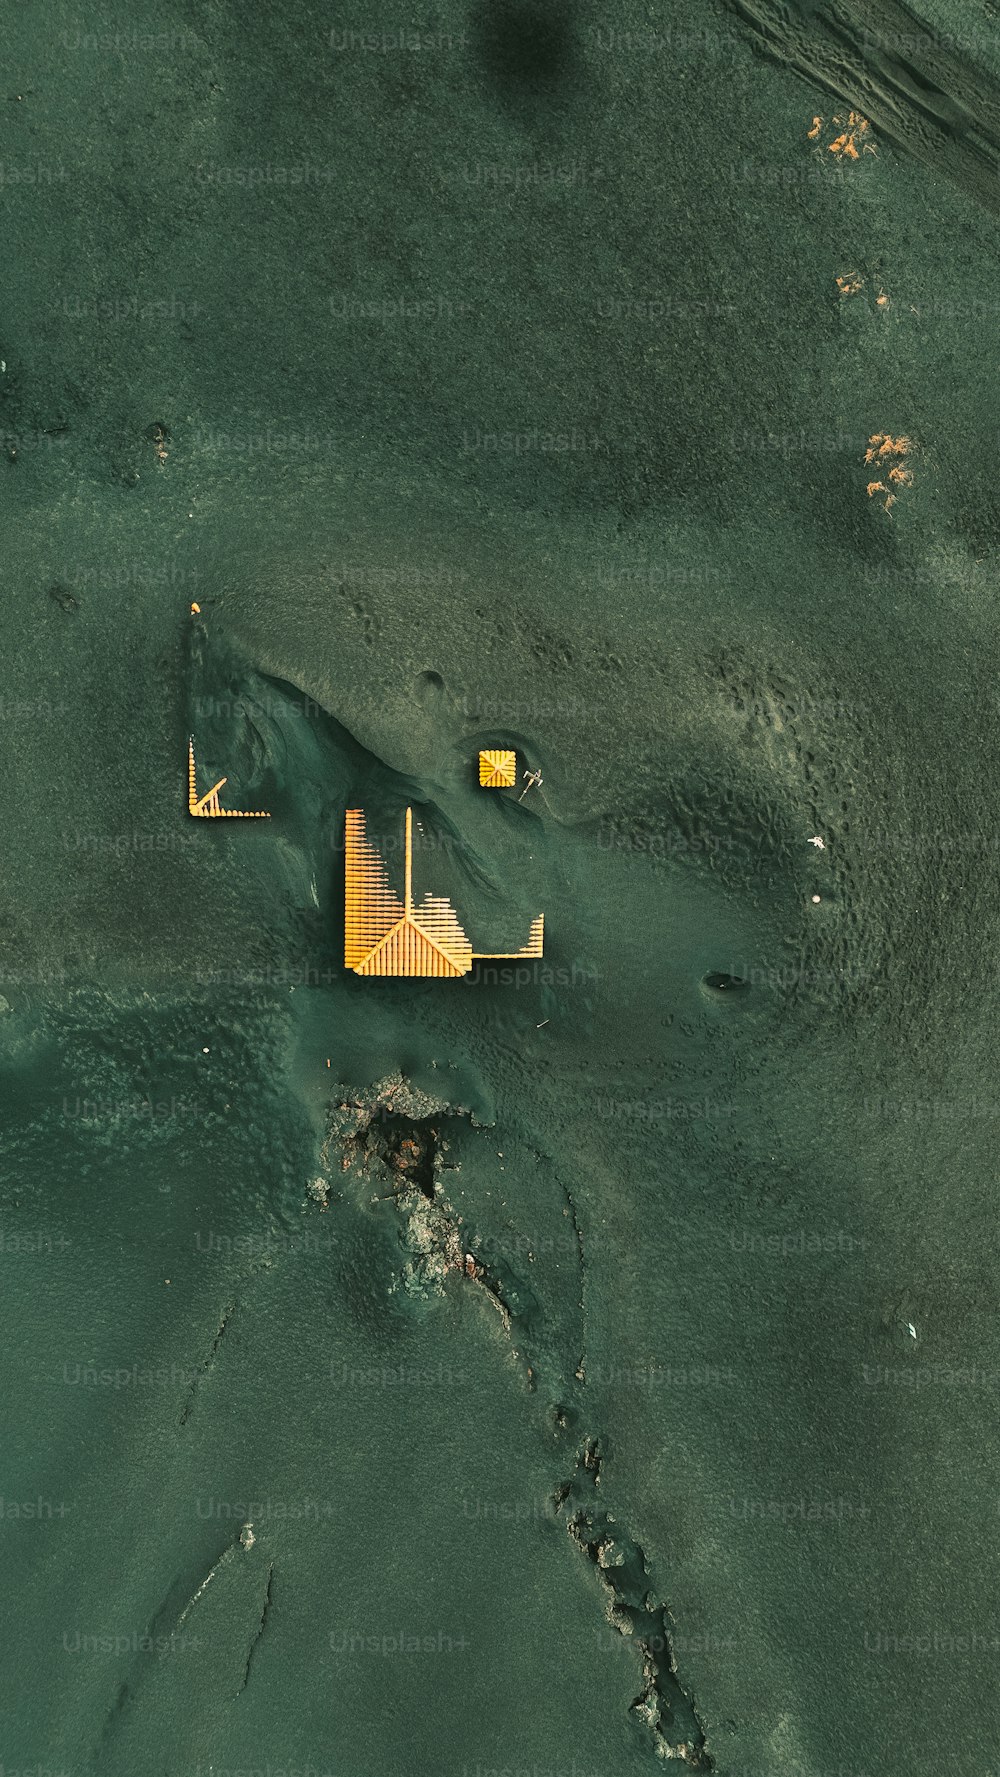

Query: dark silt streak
(237, 1561), (275, 1698)
(724, 0), (1000, 215)
(179, 1300), (236, 1427)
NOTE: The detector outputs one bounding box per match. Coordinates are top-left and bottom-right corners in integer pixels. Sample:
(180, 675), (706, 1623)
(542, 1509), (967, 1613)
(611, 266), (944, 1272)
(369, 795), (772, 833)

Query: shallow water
(3, 1), (1000, 1773)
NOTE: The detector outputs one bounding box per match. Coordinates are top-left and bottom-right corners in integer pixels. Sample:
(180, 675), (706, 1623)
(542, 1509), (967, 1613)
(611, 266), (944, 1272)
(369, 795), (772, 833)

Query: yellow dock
(187, 738), (271, 818)
(345, 807), (543, 977)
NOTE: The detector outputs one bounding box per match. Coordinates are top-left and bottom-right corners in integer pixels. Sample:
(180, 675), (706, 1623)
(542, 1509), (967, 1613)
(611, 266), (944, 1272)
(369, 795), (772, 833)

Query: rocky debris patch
(555, 1438), (712, 1769)
(321, 1075), (513, 1320)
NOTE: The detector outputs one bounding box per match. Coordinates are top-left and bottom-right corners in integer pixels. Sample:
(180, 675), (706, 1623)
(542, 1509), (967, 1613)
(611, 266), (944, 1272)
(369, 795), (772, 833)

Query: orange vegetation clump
(835, 274), (890, 312)
(865, 434), (915, 511)
(809, 112), (877, 159)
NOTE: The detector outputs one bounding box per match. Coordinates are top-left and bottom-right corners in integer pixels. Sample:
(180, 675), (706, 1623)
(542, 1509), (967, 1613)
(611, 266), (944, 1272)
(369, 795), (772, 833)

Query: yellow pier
(345, 807), (543, 977)
(187, 738), (271, 818)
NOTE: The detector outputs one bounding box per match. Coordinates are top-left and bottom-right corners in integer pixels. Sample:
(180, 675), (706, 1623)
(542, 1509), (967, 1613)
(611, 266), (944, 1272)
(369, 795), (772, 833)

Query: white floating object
(808, 835), (826, 849)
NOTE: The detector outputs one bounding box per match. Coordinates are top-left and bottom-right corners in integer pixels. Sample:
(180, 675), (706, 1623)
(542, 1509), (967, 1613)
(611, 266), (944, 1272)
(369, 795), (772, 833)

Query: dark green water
(3, 0), (1000, 1772)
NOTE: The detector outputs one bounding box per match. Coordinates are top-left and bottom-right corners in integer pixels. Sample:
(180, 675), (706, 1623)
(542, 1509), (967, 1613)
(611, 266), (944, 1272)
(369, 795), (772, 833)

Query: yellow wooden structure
(187, 738), (271, 819)
(345, 807), (544, 977)
(479, 749), (517, 788)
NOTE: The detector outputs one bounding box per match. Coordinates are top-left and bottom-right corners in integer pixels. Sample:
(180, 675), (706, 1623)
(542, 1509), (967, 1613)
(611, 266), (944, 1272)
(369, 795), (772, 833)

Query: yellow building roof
(479, 749), (517, 788)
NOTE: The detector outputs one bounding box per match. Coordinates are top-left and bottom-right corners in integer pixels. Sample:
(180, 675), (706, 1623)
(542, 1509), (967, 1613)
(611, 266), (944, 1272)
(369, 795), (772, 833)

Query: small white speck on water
(202, 1046), (210, 1053)
(907, 1322), (917, 1339)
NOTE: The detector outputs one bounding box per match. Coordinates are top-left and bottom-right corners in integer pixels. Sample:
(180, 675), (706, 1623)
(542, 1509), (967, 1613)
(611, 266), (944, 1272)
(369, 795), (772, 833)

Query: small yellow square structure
(479, 749), (516, 788)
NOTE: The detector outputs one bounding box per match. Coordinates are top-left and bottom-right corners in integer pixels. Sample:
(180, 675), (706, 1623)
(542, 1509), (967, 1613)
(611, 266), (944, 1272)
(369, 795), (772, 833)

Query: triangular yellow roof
(355, 914), (468, 977)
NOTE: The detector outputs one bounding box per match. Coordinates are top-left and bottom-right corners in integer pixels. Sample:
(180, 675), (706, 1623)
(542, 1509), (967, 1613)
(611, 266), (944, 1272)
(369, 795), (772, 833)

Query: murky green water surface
(2, 1), (1000, 1772)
